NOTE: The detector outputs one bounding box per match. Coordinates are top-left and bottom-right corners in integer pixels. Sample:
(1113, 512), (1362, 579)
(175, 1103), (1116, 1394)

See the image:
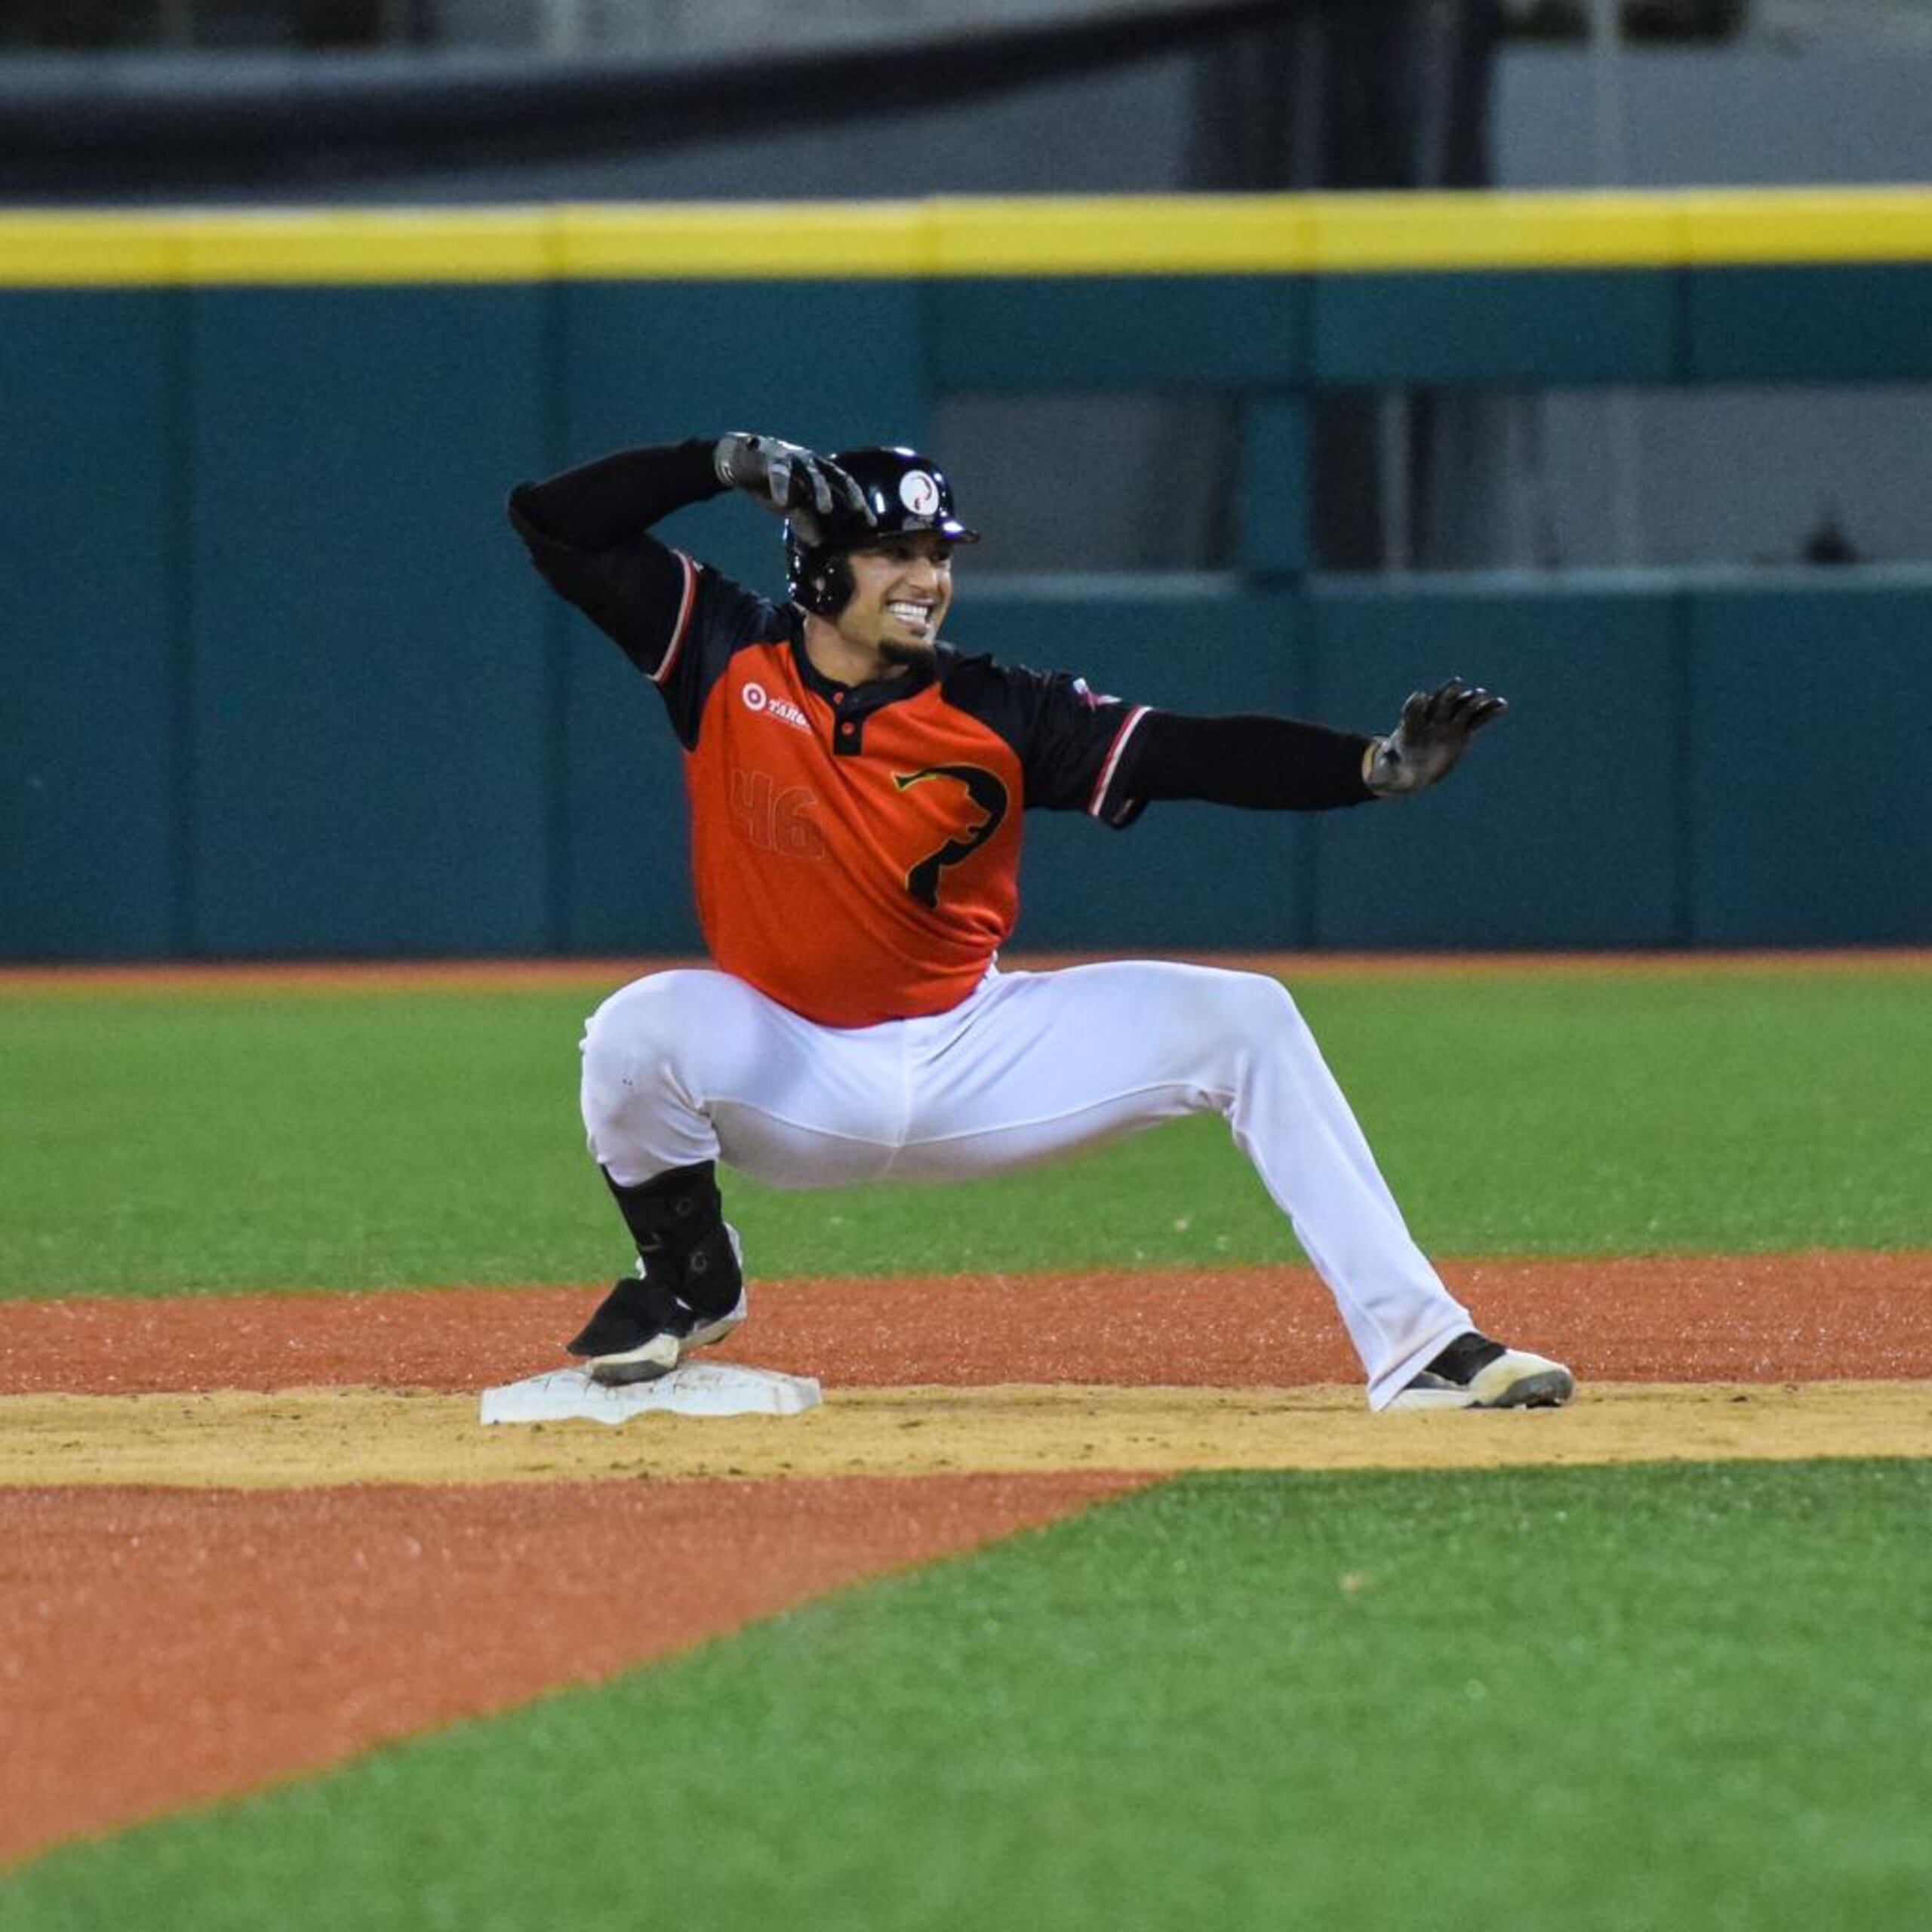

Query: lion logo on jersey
(891, 764), (1009, 909)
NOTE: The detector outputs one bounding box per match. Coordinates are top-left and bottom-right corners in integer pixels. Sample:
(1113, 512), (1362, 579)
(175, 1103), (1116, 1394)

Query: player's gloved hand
(713, 432), (869, 538)
(1361, 678), (1509, 796)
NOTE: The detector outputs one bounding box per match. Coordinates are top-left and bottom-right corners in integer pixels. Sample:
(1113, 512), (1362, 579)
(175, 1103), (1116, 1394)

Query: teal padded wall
(1687, 578), (1932, 943)
(1687, 267), (1932, 382)
(1312, 272), (1678, 386)
(931, 278), (1305, 389)
(2, 291), (182, 958)
(184, 287), (554, 954)
(8, 248), (1932, 958)
(555, 634), (700, 957)
(1305, 582), (1685, 947)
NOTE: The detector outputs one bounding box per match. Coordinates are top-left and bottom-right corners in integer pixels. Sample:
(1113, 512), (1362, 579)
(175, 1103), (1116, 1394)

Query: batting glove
(714, 432), (869, 537)
(1362, 678), (1509, 796)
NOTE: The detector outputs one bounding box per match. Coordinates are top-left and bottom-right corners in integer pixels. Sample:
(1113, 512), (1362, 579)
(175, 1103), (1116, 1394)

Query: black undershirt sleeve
(506, 439), (730, 675)
(1115, 710), (1377, 812)
(507, 438), (726, 548)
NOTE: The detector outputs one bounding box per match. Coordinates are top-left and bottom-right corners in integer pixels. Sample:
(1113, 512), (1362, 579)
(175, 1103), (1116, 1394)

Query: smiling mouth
(885, 601), (934, 628)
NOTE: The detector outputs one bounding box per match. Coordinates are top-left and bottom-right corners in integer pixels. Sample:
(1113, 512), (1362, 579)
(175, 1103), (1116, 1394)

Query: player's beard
(878, 633), (940, 672)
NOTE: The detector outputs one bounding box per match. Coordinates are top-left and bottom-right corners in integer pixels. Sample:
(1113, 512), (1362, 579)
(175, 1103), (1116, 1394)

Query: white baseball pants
(579, 961), (1473, 1408)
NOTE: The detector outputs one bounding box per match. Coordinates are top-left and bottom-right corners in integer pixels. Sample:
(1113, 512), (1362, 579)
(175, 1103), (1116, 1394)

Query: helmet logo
(899, 471), (941, 516)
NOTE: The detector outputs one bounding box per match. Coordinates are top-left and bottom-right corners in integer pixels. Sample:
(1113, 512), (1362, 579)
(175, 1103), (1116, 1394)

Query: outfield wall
(6, 192), (1930, 958)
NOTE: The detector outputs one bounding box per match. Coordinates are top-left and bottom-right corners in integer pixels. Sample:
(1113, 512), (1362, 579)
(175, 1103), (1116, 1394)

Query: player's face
(838, 533), (955, 668)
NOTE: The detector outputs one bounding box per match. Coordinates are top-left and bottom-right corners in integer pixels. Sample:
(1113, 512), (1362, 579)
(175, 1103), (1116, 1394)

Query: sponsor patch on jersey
(899, 471), (941, 517)
(742, 680), (811, 732)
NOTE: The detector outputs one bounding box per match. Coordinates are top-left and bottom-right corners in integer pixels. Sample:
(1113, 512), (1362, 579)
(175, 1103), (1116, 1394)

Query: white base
(480, 1363), (822, 1426)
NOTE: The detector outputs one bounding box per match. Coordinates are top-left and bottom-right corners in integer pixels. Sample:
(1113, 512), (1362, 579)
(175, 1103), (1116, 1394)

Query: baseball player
(507, 432), (1574, 1411)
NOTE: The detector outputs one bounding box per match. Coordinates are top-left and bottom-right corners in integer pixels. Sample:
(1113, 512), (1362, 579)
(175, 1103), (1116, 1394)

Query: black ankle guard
(673, 1224), (743, 1320)
(604, 1161), (721, 1254)
(601, 1162), (740, 1319)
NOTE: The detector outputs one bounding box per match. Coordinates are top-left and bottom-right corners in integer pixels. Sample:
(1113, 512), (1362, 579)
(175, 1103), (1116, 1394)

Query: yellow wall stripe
(923, 195), (1318, 274)
(556, 200), (928, 279)
(2, 189), (1930, 288)
(1306, 191), (1682, 270)
(1678, 187), (1932, 265)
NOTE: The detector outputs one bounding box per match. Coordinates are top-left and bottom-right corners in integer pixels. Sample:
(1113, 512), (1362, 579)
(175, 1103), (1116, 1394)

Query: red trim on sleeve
(1088, 703), (1152, 818)
(651, 550), (700, 688)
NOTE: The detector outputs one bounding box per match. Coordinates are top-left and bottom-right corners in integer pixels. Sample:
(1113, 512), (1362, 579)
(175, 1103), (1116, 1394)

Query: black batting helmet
(785, 446), (980, 617)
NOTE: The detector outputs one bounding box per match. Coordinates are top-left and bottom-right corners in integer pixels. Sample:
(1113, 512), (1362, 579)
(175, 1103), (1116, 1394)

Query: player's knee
(580, 972), (713, 1117)
(1209, 971), (1309, 1063)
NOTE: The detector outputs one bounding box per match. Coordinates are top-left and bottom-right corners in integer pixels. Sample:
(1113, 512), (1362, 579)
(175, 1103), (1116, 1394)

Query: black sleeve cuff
(1114, 710), (1376, 813)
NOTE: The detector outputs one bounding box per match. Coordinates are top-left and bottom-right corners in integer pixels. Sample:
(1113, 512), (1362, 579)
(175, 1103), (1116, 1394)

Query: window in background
(937, 386), (1932, 577)
(1407, 385), (1932, 574)
(931, 395), (1239, 578)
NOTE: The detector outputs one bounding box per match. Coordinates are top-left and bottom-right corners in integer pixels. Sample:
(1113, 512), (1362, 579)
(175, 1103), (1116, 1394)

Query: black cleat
(565, 1226), (746, 1386)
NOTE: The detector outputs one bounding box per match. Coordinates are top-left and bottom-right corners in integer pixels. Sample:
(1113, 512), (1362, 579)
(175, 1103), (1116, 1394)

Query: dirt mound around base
(2, 1381), (1927, 1490)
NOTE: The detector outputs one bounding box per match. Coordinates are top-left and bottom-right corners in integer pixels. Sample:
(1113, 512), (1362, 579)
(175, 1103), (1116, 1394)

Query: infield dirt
(5, 1249), (1928, 1869)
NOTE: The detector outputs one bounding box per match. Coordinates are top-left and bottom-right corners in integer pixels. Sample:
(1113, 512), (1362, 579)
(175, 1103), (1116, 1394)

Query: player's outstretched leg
(1164, 971), (1573, 1409)
(564, 1161), (748, 1385)
(884, 961), (1572, 1411)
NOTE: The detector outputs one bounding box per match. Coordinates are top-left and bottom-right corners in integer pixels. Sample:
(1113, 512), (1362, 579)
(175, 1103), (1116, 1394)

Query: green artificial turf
(2, 964), (1927, 1297)
(8, 1460), (1929, 1930)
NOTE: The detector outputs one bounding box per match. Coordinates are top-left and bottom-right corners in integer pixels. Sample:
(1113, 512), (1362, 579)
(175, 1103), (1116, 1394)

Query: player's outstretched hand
(713, 432), (869, 537)
(1361, 678), (1509, 796)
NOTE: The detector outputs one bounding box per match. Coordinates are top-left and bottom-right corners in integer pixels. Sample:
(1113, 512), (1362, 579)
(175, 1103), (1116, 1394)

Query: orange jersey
(648, 552), (1149, 1027)
(508, 456), (1152, 1028)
